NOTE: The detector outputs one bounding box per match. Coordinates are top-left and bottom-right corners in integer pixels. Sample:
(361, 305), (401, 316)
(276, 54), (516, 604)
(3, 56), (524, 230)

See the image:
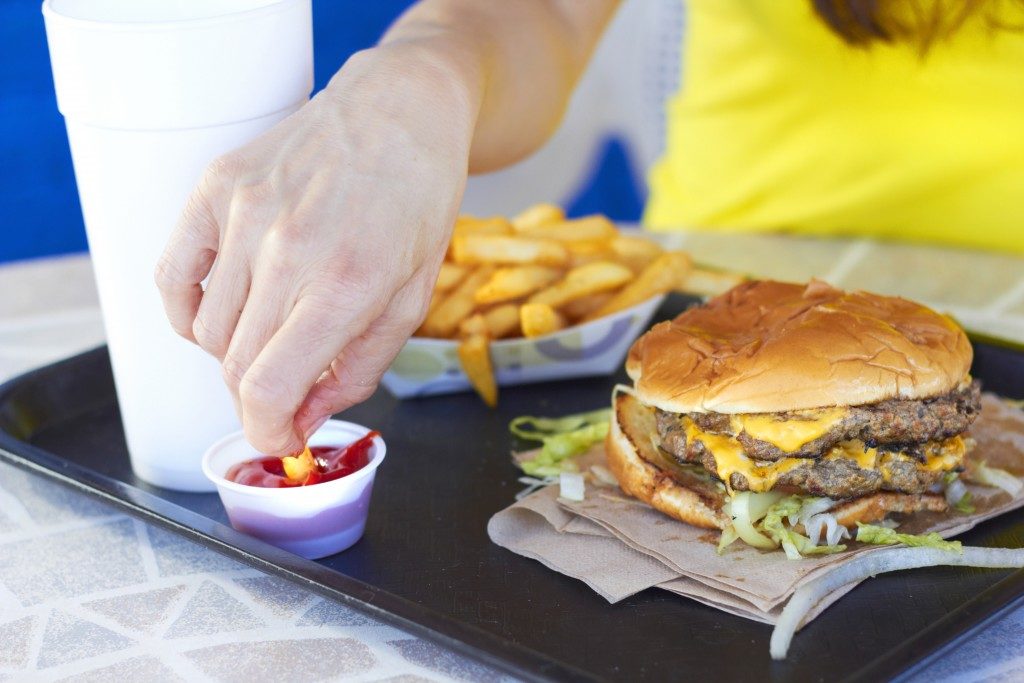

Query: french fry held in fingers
(419, 266), (495, 338)
(583, 251), (692, 322)
(474, 266), (562, 305)
(451, 234), (570, 267)
(528, 261), (633, 309)
(520, 303), (566, 338)
(457, 333), (498, 408)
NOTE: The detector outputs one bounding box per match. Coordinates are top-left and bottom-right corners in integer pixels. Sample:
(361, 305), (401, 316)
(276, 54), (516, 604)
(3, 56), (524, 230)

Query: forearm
(375, 0), (621, 173)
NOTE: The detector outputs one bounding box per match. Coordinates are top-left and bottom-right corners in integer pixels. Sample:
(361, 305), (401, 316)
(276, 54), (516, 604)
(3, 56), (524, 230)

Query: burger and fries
(414, 204), (740, 406)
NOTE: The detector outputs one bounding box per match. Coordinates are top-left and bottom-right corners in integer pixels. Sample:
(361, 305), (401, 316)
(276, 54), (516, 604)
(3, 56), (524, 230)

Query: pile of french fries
(416, 204), (742, 407)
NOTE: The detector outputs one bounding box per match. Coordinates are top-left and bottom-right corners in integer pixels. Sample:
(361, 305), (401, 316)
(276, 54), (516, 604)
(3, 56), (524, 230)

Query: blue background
(0, 0), (642, 264)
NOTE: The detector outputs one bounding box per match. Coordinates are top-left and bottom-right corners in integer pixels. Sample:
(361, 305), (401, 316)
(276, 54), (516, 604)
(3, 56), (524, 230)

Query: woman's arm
(381, 0), (620, 172)
(155, 0), (621, 455)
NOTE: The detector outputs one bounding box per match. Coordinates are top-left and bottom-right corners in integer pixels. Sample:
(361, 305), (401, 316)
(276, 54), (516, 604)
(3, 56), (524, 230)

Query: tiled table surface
(2, 233), (1024, 682)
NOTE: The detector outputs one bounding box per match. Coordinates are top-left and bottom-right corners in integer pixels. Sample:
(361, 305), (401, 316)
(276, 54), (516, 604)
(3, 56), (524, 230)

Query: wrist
(325, 36), (485, 139)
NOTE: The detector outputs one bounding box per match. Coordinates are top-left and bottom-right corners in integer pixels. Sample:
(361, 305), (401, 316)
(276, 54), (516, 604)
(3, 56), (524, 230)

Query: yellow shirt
(644, 0), (1024, 254)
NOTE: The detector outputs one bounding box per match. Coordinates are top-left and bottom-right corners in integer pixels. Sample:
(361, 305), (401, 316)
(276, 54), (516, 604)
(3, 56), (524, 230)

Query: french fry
(474, 265), (562, 304)
(678, 266), (747, 297)
(458, 333), (498, 408)
(458, 313), (489, 338)
(451, 234), (569, 267)
(512, 203), (564, 231)
(516, 215), (618, 244)
(281, 446), (315, 483)
(452, 215), (513, 236)
(481, 303), (521, 338)
(435, 262), (468, 292)
(520, 303), (566, 338)
(610, 234), (664, 273)
(584, 251), (692, 322)
(419, 266), (494, 338)
(528, 261), (633, 309)
(560, 291), (613, 322)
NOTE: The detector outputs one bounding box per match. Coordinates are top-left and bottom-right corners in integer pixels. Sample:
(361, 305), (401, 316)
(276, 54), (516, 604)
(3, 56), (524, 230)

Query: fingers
(227, 275), (394, 455)
(190, 192), (266, 360)
(154, 159), (232, 342)
(293, 280), (431, 438)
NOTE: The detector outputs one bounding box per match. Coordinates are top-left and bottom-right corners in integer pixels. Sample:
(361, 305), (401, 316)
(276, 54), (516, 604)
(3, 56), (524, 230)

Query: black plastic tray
(2, 294), (1024, 682)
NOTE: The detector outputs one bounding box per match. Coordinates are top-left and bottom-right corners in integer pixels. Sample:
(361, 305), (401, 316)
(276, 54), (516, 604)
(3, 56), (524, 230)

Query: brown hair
(812, 0), (1022, 52)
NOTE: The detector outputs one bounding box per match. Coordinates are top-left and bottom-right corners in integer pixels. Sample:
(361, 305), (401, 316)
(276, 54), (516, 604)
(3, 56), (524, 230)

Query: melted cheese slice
(683, 419), (966, 493)
(684, 418), (807, 493)
(729, 407), (849, 453)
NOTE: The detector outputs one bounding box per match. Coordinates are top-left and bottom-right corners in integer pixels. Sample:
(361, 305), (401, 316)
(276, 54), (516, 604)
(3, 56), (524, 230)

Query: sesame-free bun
(606, 390), (729, 530)
(625, 280), (972, 414)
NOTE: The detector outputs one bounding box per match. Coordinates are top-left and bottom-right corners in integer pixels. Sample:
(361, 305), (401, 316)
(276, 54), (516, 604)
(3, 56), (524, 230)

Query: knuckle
(206, 153), (242, 183)
(192, 314), (229, 357)
(220, 354), (248, 393)
(238, 365), (297, 415)
(153, 251), (184, 292)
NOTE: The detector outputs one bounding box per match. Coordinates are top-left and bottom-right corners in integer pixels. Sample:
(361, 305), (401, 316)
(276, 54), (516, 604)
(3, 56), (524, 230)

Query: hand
(155, 46), (479, 455)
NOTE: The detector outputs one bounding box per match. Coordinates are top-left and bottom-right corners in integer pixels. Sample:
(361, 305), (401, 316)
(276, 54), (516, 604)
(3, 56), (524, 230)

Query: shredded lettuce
(954, 491), (976, 514)
(510, 409), (611, 477)
(856, 523), (962, 552)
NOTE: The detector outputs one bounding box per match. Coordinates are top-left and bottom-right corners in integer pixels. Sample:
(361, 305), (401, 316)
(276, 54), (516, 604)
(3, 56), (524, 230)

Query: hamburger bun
(625, 280), (972, 414)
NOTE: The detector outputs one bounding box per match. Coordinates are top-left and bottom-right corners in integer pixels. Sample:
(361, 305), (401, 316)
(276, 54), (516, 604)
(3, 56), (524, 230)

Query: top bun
(626, 280), (972, 414)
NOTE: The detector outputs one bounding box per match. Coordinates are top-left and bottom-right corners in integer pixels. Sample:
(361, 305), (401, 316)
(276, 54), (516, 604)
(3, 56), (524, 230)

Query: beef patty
(656, 381), (981, 462)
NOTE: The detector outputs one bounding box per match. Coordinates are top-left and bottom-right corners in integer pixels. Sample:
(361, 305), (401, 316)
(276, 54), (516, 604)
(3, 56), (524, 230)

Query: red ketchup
(226, 431), (379, 488)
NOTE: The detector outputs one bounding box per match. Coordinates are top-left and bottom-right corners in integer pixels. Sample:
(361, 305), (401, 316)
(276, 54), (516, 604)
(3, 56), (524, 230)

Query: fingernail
(304, 414), (330, 440)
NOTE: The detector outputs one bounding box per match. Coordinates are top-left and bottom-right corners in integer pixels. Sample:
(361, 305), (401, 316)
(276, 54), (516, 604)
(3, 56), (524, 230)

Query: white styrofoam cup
(42, 0), (314, 490)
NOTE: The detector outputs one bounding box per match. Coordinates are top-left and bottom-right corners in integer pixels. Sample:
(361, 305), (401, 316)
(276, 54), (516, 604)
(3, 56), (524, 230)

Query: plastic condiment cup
(202, 420), (385, 559)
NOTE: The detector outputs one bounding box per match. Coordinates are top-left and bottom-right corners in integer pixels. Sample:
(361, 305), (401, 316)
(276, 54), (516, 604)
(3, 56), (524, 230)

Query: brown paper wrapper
(487, 394), (1024, 625)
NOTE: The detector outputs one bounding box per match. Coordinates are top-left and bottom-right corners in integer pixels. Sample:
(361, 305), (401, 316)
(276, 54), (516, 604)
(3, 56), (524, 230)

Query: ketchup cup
(202, 420), (386, 559)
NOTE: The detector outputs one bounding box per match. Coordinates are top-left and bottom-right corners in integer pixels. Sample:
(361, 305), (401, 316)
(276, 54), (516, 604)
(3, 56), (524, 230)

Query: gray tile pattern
(83, 585), (188, 634)
(0, 616), (36, 668)
(164, 581), (266, 638)
(37, 610), (135, 669)
(55, 656), (186, 683)
(0, 518), (146, 606)
(184, 638), (376, 681)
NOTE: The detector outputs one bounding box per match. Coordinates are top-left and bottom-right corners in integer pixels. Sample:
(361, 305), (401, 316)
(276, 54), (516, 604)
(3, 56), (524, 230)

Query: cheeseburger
(607, 280), (981, 555)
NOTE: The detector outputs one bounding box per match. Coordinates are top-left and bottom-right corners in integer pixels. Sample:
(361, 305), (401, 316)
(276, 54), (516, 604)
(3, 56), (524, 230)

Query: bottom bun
(607, 390), (729, 530)
(606, 390), (949, 532)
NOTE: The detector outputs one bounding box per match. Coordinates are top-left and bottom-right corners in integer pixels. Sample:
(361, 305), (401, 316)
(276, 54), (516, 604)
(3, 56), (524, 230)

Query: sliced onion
(825, 518), (850, 547)
(797, 498), (834, 528)
(515, 476), (556, 500)
(589, 464), (618, 487)
(968, 463), (1024, 497)
(802, 513), (848, 547)
(559, 472), (586, 501)
(770, 546), (1024, 660)
(727, 492), (784, 550)
(945, 478), (968, 507)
